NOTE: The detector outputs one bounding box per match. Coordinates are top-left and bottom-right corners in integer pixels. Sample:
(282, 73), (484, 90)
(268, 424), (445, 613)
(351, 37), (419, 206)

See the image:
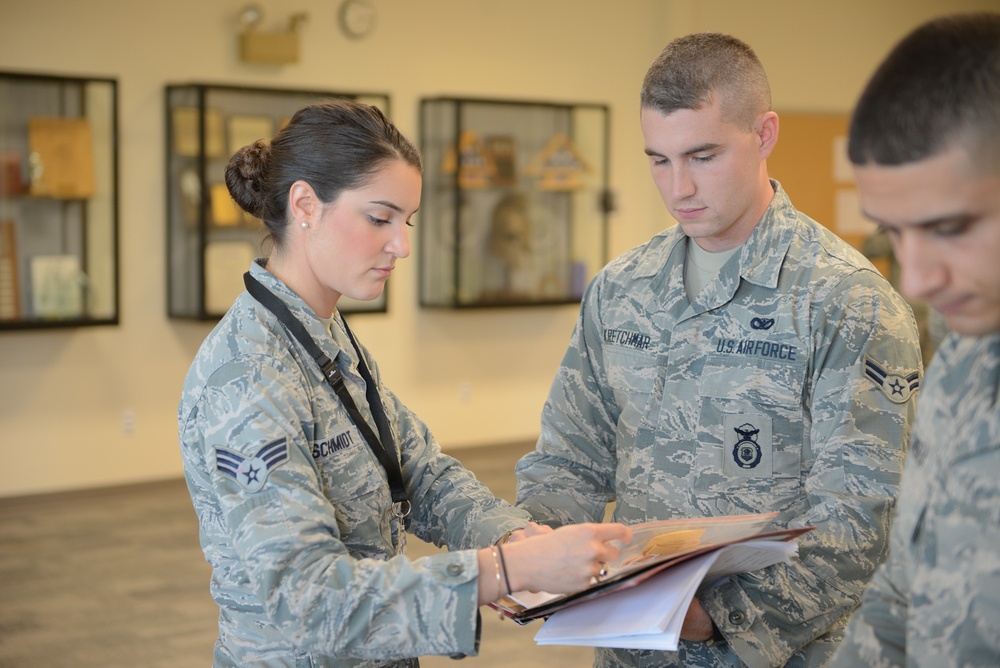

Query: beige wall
(0, 0), (991, 497)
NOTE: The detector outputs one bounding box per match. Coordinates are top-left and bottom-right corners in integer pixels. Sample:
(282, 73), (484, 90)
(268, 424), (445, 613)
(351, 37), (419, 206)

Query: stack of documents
(533, 539), (798, 650)
(491, 512), (812, 650)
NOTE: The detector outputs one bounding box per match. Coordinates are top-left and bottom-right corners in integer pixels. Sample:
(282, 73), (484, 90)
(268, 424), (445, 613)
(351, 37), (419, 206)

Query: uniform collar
(632, 179), (796, 292)
(738, 180), (797, 290)
(247, 258), (346, 356)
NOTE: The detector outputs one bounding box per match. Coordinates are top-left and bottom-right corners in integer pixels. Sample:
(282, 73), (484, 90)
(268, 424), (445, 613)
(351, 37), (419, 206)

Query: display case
(419, 97), (610, 308)
(166, 83), (391, 320)
(0, 71), (119, 330)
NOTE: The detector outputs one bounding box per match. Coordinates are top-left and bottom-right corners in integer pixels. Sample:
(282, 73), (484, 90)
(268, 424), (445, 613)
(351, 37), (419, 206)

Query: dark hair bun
(224, 139), (271, 218)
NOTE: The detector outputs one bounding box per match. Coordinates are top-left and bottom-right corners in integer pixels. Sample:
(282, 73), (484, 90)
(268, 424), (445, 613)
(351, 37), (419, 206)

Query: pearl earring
(301, 221), (308, 229)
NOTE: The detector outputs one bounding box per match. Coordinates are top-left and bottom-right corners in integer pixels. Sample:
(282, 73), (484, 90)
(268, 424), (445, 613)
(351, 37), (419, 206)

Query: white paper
(508, 589), (559, 609)
(533, 540), (797, 651)
(535, 551), (714, 649)
(705, 540), (798, 579)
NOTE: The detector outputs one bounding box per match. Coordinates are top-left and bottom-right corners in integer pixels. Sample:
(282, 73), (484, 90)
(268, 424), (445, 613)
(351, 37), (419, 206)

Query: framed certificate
(30, 254), (84, 319)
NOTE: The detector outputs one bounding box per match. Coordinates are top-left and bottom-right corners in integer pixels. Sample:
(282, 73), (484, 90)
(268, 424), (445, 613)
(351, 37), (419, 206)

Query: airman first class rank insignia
(216, 437), (290, 492)
(864, 355), (920, 404)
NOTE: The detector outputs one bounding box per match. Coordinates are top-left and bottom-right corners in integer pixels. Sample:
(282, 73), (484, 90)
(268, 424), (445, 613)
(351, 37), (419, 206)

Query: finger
(522, 522), (553, 538)
(586, 522), (633, 543)
(588, 560), (611, 585)
(594, 542), (624, 566)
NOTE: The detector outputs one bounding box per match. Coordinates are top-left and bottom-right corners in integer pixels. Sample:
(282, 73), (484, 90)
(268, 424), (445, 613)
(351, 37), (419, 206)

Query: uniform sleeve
(700, 274), (921, 666)
(514, 275), (620, 526)
(829, 518), (910, 666)
(836, 336), (1000, 666)
(183, 354), (483, 661)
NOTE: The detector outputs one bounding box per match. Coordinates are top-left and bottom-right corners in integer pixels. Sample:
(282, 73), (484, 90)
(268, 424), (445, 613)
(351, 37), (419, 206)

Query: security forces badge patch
(216, 437), (290, 492)
(722, 413), (773, 477)
(864, 355), (920, 404)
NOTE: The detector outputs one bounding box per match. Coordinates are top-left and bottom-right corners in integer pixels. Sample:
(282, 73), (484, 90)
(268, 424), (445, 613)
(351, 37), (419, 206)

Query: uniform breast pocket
(604, 345), (659, 436)
(313, 426), (392, 554)
(695, 357), (807, 514)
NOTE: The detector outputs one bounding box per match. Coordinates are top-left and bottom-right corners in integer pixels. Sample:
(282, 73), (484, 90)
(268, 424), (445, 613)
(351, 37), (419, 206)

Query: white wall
(0, 0), (990, 497)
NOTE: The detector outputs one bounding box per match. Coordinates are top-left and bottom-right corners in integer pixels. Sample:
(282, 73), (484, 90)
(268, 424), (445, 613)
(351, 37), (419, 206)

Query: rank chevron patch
(216, 437), (290, 492)
(864, 355), (920, 404)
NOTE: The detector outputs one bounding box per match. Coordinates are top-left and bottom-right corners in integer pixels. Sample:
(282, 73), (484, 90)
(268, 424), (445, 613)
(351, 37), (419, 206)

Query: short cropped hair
(640, 33), (771, 130)
(849, 12), (1000, 168)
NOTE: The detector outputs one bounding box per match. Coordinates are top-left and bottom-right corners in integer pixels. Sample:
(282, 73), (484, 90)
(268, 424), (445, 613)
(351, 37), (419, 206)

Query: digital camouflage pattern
(516, 183), (922, 667)
(179, 260), (531, 668)
(832, 333), (1000, 668)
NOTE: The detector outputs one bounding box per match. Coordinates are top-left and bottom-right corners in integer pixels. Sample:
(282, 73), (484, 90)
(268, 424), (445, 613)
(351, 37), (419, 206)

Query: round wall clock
(338, 0), (377, 40)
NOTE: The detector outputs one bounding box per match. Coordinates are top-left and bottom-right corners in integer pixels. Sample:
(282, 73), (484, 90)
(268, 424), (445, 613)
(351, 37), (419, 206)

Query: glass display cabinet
(165, 83), (391, 320)
(0, 71), (119, 330)
(419, 96), (610, 308)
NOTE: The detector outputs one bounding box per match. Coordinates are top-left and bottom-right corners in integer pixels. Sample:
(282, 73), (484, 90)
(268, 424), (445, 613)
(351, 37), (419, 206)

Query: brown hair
(640, 32), (771, 130)
(225, 99), (422, 249)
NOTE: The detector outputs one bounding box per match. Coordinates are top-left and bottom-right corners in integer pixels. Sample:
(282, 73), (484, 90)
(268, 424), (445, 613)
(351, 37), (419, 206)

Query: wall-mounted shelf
(419, 96), (610, 309)
(0, 71), (120, 330)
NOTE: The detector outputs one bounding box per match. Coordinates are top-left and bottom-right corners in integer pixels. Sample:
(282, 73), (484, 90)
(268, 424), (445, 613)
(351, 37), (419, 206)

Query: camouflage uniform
(178, 260), (530, 668)
(515, 182), (922, 667)
(832, 333), (1000, 667)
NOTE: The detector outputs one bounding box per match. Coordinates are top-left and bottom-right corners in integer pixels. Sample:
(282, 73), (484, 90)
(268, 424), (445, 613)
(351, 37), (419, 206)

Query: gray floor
(0, 441), (596, 667)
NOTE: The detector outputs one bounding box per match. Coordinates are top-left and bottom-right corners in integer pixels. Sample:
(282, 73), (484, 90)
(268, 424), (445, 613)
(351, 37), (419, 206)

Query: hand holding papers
(534, 539), (799, 650)
(491, 511), (812, 648)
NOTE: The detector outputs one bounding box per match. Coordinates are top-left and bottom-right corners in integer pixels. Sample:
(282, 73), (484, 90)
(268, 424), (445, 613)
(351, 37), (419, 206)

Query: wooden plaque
(27, 117), (96, 198)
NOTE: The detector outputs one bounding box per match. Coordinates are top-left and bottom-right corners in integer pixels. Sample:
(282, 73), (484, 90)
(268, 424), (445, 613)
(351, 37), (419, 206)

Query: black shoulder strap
(243, 272), (408, 510)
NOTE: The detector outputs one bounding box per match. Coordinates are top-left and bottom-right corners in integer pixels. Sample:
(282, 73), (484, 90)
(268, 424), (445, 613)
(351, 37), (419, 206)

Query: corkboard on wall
(767, 112), (889, 279)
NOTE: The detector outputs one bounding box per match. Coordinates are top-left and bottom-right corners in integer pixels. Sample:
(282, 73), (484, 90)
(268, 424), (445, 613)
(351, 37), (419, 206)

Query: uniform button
(728, 610), (745, 625)
(446, 563), (464, 576)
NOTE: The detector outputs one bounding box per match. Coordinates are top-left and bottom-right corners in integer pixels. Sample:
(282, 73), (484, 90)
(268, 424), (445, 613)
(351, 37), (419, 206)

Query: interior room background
(1, 0), (992, 498)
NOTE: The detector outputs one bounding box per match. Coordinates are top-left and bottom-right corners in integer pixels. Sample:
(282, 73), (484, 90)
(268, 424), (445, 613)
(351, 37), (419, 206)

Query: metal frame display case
(165, 83), (391, 320)
(0, 71), (120, 330)
(419, 96), (610, 308)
